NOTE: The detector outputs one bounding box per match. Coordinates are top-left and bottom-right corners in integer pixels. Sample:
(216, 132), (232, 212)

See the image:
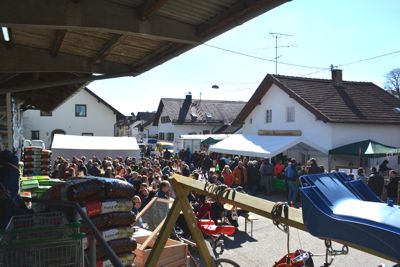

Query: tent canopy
(51, 134), (140, 160)
(209, 134), (327, 158)
(179, 134), (230, 141)
(329, 139), (399, 158)
(200, 137), (221, 145)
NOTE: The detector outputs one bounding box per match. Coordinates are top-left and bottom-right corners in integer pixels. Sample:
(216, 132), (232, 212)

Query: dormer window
(205, 113), (212, 119)
(161, 116), (171, 123)
(191, 112), (198, 119)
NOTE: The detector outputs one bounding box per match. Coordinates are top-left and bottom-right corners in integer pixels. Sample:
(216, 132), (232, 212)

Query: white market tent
(51, 134), (140, 160)
(209, 134), (328, 158)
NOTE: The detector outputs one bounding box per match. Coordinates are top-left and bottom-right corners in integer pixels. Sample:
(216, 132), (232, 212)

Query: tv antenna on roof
(269, 31), (293, 74)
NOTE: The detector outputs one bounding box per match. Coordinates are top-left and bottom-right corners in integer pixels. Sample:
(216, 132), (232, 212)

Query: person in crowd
(0, 150), (26, 229)
(77, 159), (88, 176)
(246, 161), (259, 196)
(379, 159), (391, 174)
(138, 183), (149, 201)
(103, 166), (114, 178)
(357, 167), (367, 184)
(88, 162), (101, 176)
(221, 165), (234, 187)
(307, 158), (322, 174)
(230, 156), (239, 171)
(232, 161), (247, 187)
(202, 154), (213, 174)
(274, 160), (285, 179)
(385, 170), (399, 204)
(368, 167), (384, 197)
(181, 163), (191, 177)
(284, 158), (299, 208)
(163, 148), (172, 160)
(156, 180), (170, 199)
(259, 158), (274, 196)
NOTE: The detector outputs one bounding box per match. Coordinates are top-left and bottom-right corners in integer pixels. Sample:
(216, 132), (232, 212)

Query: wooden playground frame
(144, 174), (397, 266)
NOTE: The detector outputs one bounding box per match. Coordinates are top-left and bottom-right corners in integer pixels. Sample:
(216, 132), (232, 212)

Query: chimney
(185, 92), (192, 103)
(331, 69), (343, 86)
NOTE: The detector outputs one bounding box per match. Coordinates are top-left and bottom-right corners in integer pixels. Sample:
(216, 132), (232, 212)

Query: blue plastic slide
(300, 172), (400, 261)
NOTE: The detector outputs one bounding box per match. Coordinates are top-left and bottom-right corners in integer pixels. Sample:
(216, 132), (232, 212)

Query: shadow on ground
(222, 230), (257, 249)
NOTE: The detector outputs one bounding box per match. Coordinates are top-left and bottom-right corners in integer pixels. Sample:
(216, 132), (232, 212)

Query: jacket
(233, 166), (247, 185)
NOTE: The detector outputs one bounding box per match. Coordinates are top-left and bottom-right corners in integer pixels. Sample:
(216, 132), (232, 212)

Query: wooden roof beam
(51, 30), (67, 57)
(0, 44), (133, 74)
(139, 0), (169, 21)
(92, 34), (124, 64)
(197, 0), (290, 39)
(0, 0), (199, 45)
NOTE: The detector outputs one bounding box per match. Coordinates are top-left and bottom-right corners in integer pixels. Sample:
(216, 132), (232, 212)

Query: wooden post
(6, 93), (12, 151)
(170, 178), (216, 267)
(145, 198), (181, 267)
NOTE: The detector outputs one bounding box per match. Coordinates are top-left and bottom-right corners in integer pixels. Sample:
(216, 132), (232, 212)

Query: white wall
(331, 124), (400, 148)
(23, 89), (118, 149)
(241, 84), (333, 151)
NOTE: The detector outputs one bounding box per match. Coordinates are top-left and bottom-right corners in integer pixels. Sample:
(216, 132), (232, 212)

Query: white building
(153, 94), (246, 148)
(231, 70), (400, 171)
(23, 88), (124, 149)
(136, 112), (157, 141)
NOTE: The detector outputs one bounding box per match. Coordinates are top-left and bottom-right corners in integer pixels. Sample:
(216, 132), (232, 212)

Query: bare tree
(385, 68), (400, 97)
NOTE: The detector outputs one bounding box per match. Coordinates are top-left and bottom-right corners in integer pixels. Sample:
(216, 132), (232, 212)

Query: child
(138, 183), (149, 201)
(156, 180), (170, 199)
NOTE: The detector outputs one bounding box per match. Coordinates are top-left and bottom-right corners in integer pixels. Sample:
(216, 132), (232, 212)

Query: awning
(200, 137), (221, 145)
(179, 134), (230, 141)
(209, 135), (327, 158)
(51, 134), (140, 160)
(329, 139), (399, 158)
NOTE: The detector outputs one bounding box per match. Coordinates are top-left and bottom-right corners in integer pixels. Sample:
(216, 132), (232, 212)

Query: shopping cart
(0, 212), (85, 267)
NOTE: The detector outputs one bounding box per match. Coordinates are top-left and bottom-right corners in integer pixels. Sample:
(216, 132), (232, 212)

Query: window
(159, 132), (165, 140)
(249, 118), (253, 124)
(82, 133), (94, 136)
(31, 130), (40, 140)
(40, 110), (52, 116)
(161, 116), (171, 123)
(75, 104), (87, 117)
(203, 130), (210, 134)
(265, 109), (272, 123)
(167, 133), (174, 141)
(286, 106), (295, 122)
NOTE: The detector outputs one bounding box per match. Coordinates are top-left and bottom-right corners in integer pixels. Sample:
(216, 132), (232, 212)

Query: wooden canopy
(0, 0), (289, 111)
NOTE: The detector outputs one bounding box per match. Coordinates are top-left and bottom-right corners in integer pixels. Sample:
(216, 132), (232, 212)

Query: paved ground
(210, 193), (396, 267)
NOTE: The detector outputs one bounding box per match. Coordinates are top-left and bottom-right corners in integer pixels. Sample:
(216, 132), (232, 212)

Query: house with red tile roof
(230, 70), (400, 171)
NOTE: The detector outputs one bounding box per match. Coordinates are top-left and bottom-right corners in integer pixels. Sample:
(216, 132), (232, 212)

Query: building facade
(154, 94), (246, 147)
(23, 88), (124, 149)
(233, 70), (400, 170)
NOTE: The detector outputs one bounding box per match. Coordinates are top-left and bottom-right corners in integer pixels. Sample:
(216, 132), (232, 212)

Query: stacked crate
(23, 147), (51, 176)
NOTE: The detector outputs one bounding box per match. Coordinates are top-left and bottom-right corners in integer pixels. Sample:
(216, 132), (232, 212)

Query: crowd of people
(51, 151), (400, 210)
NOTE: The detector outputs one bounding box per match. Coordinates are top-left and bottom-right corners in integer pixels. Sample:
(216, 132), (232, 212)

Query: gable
(153, 98), (246, 126)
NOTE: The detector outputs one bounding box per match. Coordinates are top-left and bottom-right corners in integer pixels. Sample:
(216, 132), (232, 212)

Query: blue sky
(89, 0), (400, 115)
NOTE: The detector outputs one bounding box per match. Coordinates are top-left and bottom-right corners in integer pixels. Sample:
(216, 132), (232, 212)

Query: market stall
(209, 134), (327, 159)
(51, 134), (140, 161)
